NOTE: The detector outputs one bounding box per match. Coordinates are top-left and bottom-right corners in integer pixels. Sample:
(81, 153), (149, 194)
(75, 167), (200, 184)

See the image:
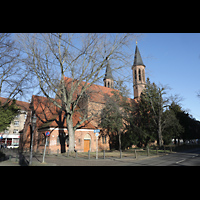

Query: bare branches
(0, 33), (33, 103)
(17, 33), (139, 151)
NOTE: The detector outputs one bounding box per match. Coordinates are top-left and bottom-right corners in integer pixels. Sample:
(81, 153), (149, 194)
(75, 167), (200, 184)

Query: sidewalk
(0, 148), (183, 166)
(0, 152), (162, 166)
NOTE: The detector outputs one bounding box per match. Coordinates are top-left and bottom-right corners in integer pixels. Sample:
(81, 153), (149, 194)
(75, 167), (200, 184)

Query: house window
(15, 114), (20, 118)
(13, 129), (19, 134)
(14, 121), (19, 126)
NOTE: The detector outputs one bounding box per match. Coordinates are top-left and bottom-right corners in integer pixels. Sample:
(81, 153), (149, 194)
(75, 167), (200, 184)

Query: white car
(7, 145), (19, 149)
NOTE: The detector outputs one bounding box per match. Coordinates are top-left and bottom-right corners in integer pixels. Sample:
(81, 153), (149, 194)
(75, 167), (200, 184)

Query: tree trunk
(66, 115), (75, 152)
(119, 130), (121, 151)
(158, 117), (163, 147)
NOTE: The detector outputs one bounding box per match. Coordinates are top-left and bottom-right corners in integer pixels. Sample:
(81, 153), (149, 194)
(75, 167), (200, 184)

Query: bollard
(103, 150), (105, 159)
(135, 149), (137, 159)
(88, 150), (90, 159)
(120, 150), (122, 159)
(156, 147), (158, 155)
(15, 155), (18, 162)
(57, 149), (59, 156)
(147, 147), (149, 156)
(170, 146), (172, 153)
(67, 149), (69, 157)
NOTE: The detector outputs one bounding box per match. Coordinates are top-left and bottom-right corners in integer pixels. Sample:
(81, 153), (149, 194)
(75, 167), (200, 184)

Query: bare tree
(0, 33), (31, 103)
(17, 33), (138, 152)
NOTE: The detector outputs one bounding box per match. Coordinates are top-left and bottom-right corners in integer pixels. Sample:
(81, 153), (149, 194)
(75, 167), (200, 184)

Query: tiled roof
(0, 97), (30, 111)
(64, 76), (117, 104)
(32, 95), (96, 130)
(31, 76), (134, 130)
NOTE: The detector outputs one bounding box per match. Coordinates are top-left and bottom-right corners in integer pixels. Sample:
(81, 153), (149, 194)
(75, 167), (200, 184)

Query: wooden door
(84, 140), (90, 152)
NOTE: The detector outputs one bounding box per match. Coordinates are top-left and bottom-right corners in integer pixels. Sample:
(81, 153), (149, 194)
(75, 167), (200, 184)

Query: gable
(64, 76), (118, 104)
(31, 95), (95, 130)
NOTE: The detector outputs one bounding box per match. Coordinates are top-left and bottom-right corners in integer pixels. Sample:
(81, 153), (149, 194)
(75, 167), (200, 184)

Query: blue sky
(135, 33), (200, 121)
(13, 33), (200, 121)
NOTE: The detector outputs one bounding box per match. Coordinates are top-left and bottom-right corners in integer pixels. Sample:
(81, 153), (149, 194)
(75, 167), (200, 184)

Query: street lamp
(29, 113), (37, 165)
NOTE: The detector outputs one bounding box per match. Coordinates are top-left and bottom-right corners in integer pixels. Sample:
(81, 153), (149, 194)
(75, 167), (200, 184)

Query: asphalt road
(119, 148), (200, 166)
(27, 148), (200, 166)
(1, 148), (200, 166)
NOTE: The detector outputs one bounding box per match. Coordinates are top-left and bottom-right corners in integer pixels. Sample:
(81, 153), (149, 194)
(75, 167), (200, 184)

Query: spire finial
(136, 40), (138, 45)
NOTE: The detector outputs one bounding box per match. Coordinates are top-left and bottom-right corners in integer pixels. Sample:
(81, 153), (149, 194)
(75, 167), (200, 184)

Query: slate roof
(103, 60), (114, 81)
(133, 45), (145, 67)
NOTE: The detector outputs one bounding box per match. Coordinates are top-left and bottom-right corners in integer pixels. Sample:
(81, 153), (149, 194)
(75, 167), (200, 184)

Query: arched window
(57, 135), (60, 145)
(41, 133), (45, 145)
(102, 135), (107, 144)
(108, 81), (110, 88)
(135, 69), (137, 81)
(139, 69), (141, 81)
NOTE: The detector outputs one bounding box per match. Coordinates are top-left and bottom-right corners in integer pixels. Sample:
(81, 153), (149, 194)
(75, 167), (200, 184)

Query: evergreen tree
(100, 90), (130, 150)
(0, 100), (19, 132)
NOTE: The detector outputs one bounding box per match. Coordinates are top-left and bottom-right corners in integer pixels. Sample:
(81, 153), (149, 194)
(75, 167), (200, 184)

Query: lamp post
(29, 113), (37, 165)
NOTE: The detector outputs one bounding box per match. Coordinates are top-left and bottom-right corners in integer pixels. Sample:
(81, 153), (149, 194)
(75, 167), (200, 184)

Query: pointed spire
(103, 59), (113, 81)
(133, 43), (145, 67)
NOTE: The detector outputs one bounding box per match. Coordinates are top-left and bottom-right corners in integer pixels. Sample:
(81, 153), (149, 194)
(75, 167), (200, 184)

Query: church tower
(103, 60), (114, 88)
(132, 42), (146, 99)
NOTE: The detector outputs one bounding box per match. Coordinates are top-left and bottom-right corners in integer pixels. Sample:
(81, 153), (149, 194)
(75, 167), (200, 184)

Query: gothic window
(57, 135), (60, 145)
(102, 135), (107, 144)
(134, 69), (137, 81)
(41, 133), (45, 145)
(139, 69), (141, 81)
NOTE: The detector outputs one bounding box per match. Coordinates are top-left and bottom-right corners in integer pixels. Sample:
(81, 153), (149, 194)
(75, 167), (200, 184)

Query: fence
(18, 144), (200, 161)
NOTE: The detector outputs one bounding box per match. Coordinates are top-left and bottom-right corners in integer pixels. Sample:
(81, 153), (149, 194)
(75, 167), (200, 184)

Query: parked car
(7, 144), (19, 149)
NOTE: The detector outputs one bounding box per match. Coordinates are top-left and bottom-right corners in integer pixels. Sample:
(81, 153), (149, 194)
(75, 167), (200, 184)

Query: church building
(19, 43), (146, 153)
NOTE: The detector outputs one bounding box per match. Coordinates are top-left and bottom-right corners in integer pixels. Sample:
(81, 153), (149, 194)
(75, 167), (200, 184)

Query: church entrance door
(84, 140), (90, 152)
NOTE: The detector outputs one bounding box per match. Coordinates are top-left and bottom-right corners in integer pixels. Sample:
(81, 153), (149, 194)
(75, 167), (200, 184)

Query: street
(118, 148), (200, 166)
(1, 148), (200, 166)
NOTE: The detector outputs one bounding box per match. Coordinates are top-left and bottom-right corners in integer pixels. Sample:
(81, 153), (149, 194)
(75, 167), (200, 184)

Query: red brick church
(19, 44), (146, 153)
